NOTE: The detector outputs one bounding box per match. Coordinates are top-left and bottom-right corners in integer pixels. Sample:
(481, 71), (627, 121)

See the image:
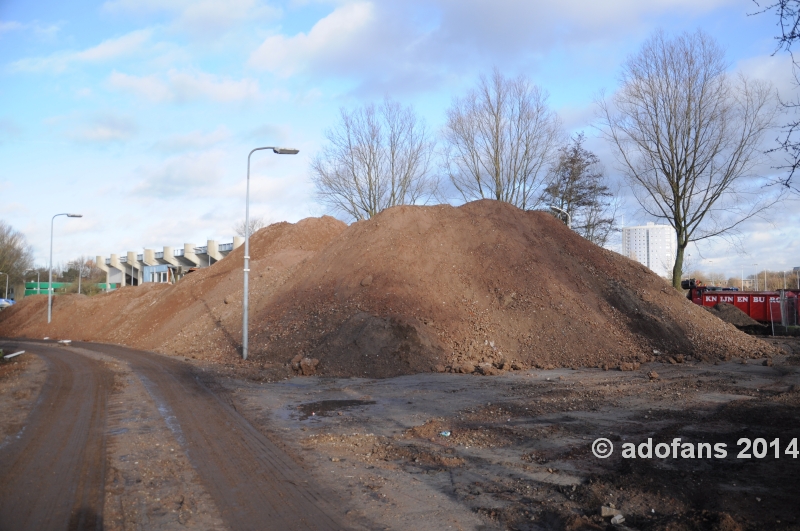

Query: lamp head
(273, 148), (299, 155)
(67, 214), (82, 218)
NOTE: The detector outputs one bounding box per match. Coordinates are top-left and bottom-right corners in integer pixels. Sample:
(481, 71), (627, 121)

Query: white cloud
(102, 0), (193, 13)
(0, 118), (23, 144)
(102, 0), (279, 37)
(169, 70), (261, 102)
(154, 126), (231, 152)
(10, 29), (152, 73)
(133, 150), (225, 198)
(108, 69), (261, 103)
(246, 0), (742, 91)
(0, 21), (23, 34)
(66, 113), (138, 143)
(245, 123), (290, 143)
(248, 2), (375, 76)
(0, 20), (60, 37)
(176, 0), (279, 36)
(108, 71), (173, 102)
(736, 53), (797, 100)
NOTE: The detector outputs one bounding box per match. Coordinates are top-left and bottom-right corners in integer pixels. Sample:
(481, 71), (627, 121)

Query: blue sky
(1, 0), (798, 281)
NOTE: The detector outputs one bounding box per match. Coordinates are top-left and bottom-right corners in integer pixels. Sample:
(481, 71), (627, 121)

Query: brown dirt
(0, 352), (46, 446)
(0, 201), (779, 378)
(705, 303), (764, 328)
(224, 339), (800, 531)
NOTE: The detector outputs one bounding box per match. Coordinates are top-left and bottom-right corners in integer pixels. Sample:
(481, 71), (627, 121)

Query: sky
(0, 0), (798, 282)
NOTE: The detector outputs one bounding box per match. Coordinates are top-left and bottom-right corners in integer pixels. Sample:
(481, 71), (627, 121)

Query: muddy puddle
(295, 399), (376, 420)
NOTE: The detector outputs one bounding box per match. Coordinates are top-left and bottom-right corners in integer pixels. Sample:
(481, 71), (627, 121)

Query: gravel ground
(219, 336), (800, 531)
(1, 337), (798, 530)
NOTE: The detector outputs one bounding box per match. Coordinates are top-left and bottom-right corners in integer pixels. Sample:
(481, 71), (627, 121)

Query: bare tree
(597, 30), (780, 289)
(752, 0), (800, 193)
(541, 133), (617, 246)
(0, 220), (33, 293)
(311, 98), (437, 221)
(443, 69), (563, 210)
(65, 256), (104, 295)
(234, 216), (268, 237)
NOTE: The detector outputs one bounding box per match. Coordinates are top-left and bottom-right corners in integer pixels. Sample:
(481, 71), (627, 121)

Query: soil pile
(705, 302), (763, 327)
(246, 200), (776, 376)
(0, 201), (778, 376)
(0, 216), (347, 362)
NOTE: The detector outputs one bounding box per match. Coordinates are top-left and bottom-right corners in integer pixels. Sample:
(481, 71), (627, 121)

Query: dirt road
(0, 341), (352, 531)
(0, 343), (112, 531)
(2, 338), (800, 530)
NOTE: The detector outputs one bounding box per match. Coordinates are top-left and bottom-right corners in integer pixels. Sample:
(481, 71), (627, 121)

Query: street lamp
(77, 260), (83, 295)
(242, 147), (299, 360)
(49, 213), (82, 323)
(549, 205), (571, 229)
(0, 272), (7, 299)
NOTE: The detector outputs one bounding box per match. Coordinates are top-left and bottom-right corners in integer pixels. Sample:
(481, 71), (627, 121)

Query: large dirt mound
(246, 200), (776, 376)
(0, 201), (777, 376)
(0, 216), (347, 362)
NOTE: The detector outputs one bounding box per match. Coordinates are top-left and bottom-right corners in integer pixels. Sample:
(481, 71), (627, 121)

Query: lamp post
(548, 205), (571, 229)
(242, 147), (299, 360)
(753, 264), (758, 291)
(0, 272), (7, 299)
(49, 213), (82, 323)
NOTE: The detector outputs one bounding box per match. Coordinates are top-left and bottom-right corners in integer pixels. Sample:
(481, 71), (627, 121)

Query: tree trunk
(672, 245), (685, 290)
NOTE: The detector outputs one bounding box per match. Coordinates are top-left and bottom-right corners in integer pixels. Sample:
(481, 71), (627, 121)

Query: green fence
(24, 282), (117, 297)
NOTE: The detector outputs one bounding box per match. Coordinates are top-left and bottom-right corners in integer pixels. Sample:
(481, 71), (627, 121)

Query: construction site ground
(1, 336), (798, 531)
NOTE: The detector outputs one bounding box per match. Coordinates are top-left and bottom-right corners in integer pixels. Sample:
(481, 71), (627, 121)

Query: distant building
(622, 222), (677, 279)
(98, 238), (244, 288)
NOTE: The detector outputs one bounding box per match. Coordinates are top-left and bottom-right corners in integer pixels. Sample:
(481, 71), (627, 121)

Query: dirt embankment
(0, 201), (778, 377)
(0, 216), (347, 363)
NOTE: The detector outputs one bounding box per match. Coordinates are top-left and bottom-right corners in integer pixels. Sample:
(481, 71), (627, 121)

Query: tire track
(80, 343), (352, 531)
(0, 343), (112, 531)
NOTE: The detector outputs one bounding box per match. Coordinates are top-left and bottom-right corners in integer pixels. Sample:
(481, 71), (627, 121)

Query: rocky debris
(476, 363), (501, 376)
(763, 358), (774, 367)
(601, 505), (621, 517)
(647, 370), (660, 380)
(289, 354), (321, 376)
(713, 513), (744, 531)
(300, 358), (320, 376)
(290, 354), (319, 376)
(619, 362), (640, 371)
(360, 275), (373, 287)
(456, 363), (475, 374)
